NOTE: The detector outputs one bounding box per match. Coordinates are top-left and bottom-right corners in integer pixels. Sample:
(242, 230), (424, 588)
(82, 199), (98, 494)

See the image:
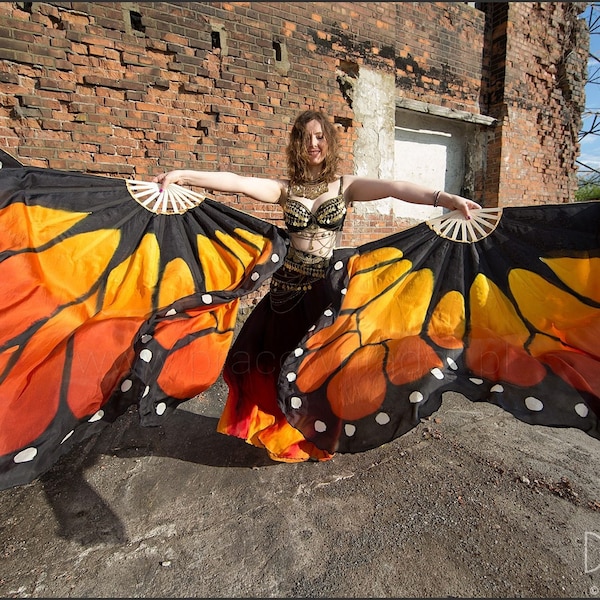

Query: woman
(154, 109), (481, 462)
(0, 113), (596, 491)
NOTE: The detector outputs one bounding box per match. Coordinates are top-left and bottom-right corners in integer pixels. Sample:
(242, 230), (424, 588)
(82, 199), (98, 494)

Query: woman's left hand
(441, 193), (481, 220)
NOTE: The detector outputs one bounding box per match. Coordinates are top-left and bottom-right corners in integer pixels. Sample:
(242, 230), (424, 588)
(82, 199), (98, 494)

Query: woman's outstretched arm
(344, 175), (481, 219)
(153, 169), (284, 204)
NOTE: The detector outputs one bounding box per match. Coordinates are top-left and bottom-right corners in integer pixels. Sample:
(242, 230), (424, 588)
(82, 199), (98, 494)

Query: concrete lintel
(396, 97), (497, 127)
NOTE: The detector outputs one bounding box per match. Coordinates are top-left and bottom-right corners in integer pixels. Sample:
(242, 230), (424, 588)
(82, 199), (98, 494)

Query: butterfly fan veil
(278, 203), (600, 454)
(1, 148), (599, 488)
(0, 151), (287, 489)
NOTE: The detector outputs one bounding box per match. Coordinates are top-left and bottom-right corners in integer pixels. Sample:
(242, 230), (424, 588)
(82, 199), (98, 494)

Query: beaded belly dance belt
(270, 245), (331, 313)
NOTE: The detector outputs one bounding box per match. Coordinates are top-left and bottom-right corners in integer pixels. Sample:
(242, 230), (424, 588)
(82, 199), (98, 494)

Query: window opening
(130, 11), (145, 32)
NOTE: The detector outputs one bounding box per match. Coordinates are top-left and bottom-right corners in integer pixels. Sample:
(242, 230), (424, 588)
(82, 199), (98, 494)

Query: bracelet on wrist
(433, 190), (442, 207)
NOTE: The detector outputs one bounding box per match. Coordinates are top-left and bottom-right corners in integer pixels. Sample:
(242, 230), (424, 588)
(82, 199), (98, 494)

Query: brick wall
(483, 2), (588, 207)
(0, 1), (588, 220)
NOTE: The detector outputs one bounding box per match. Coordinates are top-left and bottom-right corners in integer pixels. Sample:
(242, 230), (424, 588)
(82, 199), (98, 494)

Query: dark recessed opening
(211, 31), (221, 49)
(334, 116), (353, 132)
(338, 60), (359, 78)
(130, 11), (145, 32)
(273, 41), (282, 62)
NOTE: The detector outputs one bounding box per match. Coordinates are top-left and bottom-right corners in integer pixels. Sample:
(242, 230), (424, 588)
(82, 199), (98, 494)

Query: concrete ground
(1, 382), (599, 598)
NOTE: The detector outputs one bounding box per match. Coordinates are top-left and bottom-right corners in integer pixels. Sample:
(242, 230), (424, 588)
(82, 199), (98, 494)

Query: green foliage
(576, 180), (600, 202)
(575, 183), (600, 201)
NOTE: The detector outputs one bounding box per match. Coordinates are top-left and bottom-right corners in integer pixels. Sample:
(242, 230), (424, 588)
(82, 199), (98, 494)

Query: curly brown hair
(286, 110), (341, 184)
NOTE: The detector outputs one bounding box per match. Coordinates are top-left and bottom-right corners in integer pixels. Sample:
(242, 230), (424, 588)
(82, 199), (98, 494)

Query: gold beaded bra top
(284, 177), (347, 233)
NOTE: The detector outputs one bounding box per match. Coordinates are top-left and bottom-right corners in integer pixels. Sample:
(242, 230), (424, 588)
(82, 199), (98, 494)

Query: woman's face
(305, 119), (328, 168)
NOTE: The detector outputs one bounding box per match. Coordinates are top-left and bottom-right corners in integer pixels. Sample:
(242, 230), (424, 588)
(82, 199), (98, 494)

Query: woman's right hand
(150, 169), (284, 204)
(152, 170), (188, 189)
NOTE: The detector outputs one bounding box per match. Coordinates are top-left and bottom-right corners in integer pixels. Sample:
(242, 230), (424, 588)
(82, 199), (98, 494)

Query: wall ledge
(396, 97), (497, 127)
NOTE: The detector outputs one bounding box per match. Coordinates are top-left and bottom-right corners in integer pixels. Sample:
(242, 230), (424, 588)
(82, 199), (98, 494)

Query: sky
(578, 3), (600, 178)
